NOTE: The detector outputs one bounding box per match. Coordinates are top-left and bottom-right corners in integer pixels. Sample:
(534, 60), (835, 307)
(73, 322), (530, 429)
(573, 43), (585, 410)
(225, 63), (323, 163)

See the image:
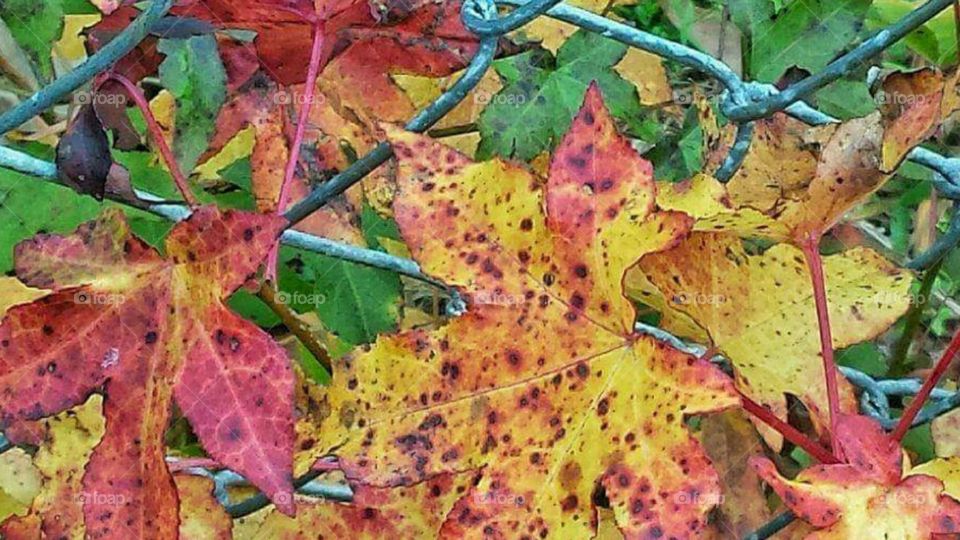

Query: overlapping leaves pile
(3, 0), (960, 539)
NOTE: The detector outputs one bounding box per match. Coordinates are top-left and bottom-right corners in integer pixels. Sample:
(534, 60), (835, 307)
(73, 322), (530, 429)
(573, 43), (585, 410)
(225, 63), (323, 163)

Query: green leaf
(736, 0), (871, 82)
(477, 30), (650, 161)
(279, 241), (402, 346)
(869, 0), (958, 66)
(158, 35), (227, 173)
(63, 0), (99, 14)
(836, 342), (888, 377)
(646, 105), (703, 182)
(814, 79), (877, 119)
(360, 202), (400, 251)
(0, 0), (64, 79)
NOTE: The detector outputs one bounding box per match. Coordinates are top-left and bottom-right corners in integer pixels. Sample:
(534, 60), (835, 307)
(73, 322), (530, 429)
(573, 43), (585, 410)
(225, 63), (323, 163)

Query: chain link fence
(0, 0), (959, 537)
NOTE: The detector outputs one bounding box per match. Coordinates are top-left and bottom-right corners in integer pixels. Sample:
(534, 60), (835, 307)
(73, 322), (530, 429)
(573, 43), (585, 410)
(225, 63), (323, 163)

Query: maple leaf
(174, 0), (479, 88)
(694, 69), (945, 243)
(0, 395), (104, 539)
(634, 232), (911, 448)
(751, 414), (960, 538)
(253, 472), (475, 538)
(699, 410), (774, 537)
(174, 475), (233, 538)
(298, 84), (739, 538)
(0, 206), (294, 536)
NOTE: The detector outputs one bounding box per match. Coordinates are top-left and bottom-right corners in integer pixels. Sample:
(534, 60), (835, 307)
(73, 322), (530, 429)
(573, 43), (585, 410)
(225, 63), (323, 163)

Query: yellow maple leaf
(296, 85), (739, 538)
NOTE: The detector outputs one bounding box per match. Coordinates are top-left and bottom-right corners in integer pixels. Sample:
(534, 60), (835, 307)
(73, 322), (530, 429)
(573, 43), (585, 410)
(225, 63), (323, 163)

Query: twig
(266, 20), (327, 282)
(0, 0), (174, 135)
(283, 36), (499, 226)
(799, 232), (842, 459)
(738, 391), (839, 464)
(0, 144), (441, 289)
(892, 328), (960, 441)
(890, 258), (944, 376)
(428, 122), (478, 138)
(105, 73), (198, 206)
(257, 281), (333, 374)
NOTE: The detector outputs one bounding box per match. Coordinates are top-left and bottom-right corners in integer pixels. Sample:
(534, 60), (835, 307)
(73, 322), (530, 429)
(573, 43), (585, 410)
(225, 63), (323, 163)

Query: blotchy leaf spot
(300, 84), (738, 538)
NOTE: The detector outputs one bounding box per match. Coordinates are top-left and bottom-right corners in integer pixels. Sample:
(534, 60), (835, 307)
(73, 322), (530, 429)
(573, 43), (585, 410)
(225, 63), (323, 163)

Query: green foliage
(477, 30), (654, 160)
(0, 0), (64, 79)
(731, 0), (872, 82)
(869, 0), (959, 66)
(158, 35), (227, 174)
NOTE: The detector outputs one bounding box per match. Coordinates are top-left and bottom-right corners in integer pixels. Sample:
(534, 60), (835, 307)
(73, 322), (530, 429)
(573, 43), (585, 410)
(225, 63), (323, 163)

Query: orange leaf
(0, 207), (294, 535)
(752, 415), (960, 539)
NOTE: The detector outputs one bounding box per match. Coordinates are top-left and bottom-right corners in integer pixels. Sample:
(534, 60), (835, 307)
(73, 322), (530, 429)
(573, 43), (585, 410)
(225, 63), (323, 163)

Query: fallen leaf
(752, 414), (960, 539)
(699, 410), (773, 536)
(175, 475), (233, 539)
(299, 85), (739, 538)
(932, 408), (960, 458)
(637, 232), (911, 448)
(0, 206), (294, 535)
(0, 395), (105, 540)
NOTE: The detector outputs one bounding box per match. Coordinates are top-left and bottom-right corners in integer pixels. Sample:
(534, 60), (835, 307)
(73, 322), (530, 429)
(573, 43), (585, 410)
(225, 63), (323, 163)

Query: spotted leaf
(0, 206), (293, 536)
(299, 84), (739, 538)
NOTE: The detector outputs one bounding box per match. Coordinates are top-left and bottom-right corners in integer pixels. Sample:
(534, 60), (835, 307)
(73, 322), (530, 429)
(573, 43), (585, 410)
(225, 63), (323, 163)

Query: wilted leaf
(0, 395), (104, 539)
(699, 410), (773, 536)
(175, 475), (233, 539)
(752, 414), (960, 538)
(877, 68), (951, 172)
(0, 207), (294, 534)
(636, 232), (911, 447)
(56, 104), (112, 200)
(300, 85), (739, 538)
(158, 35), (228, 173)
(658, 112), (889, 243)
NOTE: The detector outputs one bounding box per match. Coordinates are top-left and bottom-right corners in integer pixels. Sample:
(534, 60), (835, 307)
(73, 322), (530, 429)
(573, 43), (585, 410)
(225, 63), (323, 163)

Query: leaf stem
(104, 74), (197, 207)
(0, 0), (174, 135)
(890, 258), (943, 376)
(277, 21), (325, 216)
(738, 391), (839, 464)
(267, 21), (326, 282)
(427, 122), (478, 138)
(799, 232), (842, 459)
(256, 281), (332, 374)
(892, 328), (960, 441)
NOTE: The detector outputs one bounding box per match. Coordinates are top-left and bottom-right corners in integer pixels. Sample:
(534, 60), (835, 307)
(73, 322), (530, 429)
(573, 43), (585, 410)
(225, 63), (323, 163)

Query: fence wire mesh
(0, 0), (959, 537)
